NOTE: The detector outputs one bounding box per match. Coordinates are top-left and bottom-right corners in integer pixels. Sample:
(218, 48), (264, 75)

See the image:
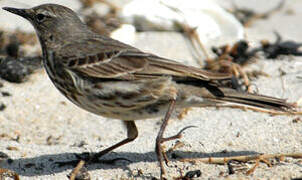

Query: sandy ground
(0, 0), (302, 179)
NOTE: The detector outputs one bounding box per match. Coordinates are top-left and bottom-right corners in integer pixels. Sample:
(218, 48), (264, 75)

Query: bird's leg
(91, 121), (138, 161)
(155, 99), (176, 179)
(160, 125), (197, 170)
(57, 121), (138, 166)
(155, 99), (196, 179)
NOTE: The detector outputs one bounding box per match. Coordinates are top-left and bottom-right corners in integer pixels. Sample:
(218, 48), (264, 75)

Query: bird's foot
(161, 126), (197, 165)
(156, 125), (197, 179)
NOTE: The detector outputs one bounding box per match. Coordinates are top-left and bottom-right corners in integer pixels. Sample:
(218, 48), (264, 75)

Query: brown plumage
(3, 4), (295, 179)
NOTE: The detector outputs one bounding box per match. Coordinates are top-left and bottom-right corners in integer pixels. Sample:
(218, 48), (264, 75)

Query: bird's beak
(2, 7), (32, 20)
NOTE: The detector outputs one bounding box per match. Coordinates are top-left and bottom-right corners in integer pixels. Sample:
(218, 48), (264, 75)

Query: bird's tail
(210, 87), (296, 114)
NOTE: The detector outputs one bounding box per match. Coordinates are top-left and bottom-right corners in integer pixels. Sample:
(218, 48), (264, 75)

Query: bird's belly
(63, 92), (171, 120)
(50, 80), (171, 121)
(45, 66), (177, 121)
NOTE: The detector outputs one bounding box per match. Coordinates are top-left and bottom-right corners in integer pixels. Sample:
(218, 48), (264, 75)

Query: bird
(3, 4), (295, 179)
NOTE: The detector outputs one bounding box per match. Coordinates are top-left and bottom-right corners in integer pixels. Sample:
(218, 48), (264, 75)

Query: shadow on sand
(0, 149), (260, 177)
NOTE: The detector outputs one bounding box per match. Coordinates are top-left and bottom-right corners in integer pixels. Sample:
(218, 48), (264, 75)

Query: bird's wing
(59, 37), (231, 81)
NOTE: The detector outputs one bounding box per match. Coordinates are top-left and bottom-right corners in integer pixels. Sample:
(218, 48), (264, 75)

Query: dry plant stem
(189, 27), (211, 62)
(246, 157), (272, 175)
(206, 59), (251, 90)
(69, 160), (85, 180)
(232, 64), (250, 87)
(180, 153), (302, 165)
(167, 141), (185, 154)
(238, 0), (285, 27)
(246, 159), (260, 175)
(220, 60), (250, 88)
(177, 108), (192, 120)
(164, 141), (185, 166)
(260, 158), (272, 167)
(161, 2), (210, 66)
(0, 168), (20, 180)
(279, 68), (287, 97)
(182, 24), (211, 66)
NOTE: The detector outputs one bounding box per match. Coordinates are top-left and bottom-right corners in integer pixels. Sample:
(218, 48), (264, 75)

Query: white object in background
(121, 0), (244, 46)
(110, 24), (136, 45)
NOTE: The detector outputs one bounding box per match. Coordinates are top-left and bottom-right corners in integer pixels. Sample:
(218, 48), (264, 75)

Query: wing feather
(59, 37), (232, 81)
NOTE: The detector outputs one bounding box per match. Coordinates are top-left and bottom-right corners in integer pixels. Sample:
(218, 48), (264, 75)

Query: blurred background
(0, 0), (301, 179)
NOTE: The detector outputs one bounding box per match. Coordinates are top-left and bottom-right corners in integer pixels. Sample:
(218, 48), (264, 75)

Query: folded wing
(59, 38), (231, 81)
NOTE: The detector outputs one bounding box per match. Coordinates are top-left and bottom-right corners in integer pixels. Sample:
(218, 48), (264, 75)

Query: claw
(160, 125), (197, 168)
(162, 146), (170, 167)
(162, 125), (197, 142)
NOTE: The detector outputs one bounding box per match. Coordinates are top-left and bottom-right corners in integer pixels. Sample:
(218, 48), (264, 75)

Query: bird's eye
(36, 13), (46, 22)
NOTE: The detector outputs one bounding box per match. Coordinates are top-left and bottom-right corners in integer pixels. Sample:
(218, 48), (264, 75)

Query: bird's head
(3, 4), (90, 45)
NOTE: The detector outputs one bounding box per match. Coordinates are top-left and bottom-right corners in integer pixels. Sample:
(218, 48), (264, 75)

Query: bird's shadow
(0, 150), (260, 177)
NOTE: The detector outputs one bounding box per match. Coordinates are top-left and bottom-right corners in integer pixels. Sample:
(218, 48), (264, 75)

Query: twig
(177, 108), (192, 120)
(167, 141), (185, 154)
(160, 2), (211, 66)
(231, 0), (285, 27)
(246, 158), (260, 175)
(0, 168), (20, 180)
(69, 160), (85, 180)
(180, 152), (302, 165)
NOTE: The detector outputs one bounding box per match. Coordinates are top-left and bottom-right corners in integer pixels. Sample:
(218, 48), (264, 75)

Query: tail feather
(177, 79), (296, 113)
(214, 88), (295, 112)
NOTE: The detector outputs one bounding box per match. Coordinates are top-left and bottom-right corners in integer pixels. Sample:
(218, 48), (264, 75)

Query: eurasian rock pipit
(3, 4), (295, 179)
